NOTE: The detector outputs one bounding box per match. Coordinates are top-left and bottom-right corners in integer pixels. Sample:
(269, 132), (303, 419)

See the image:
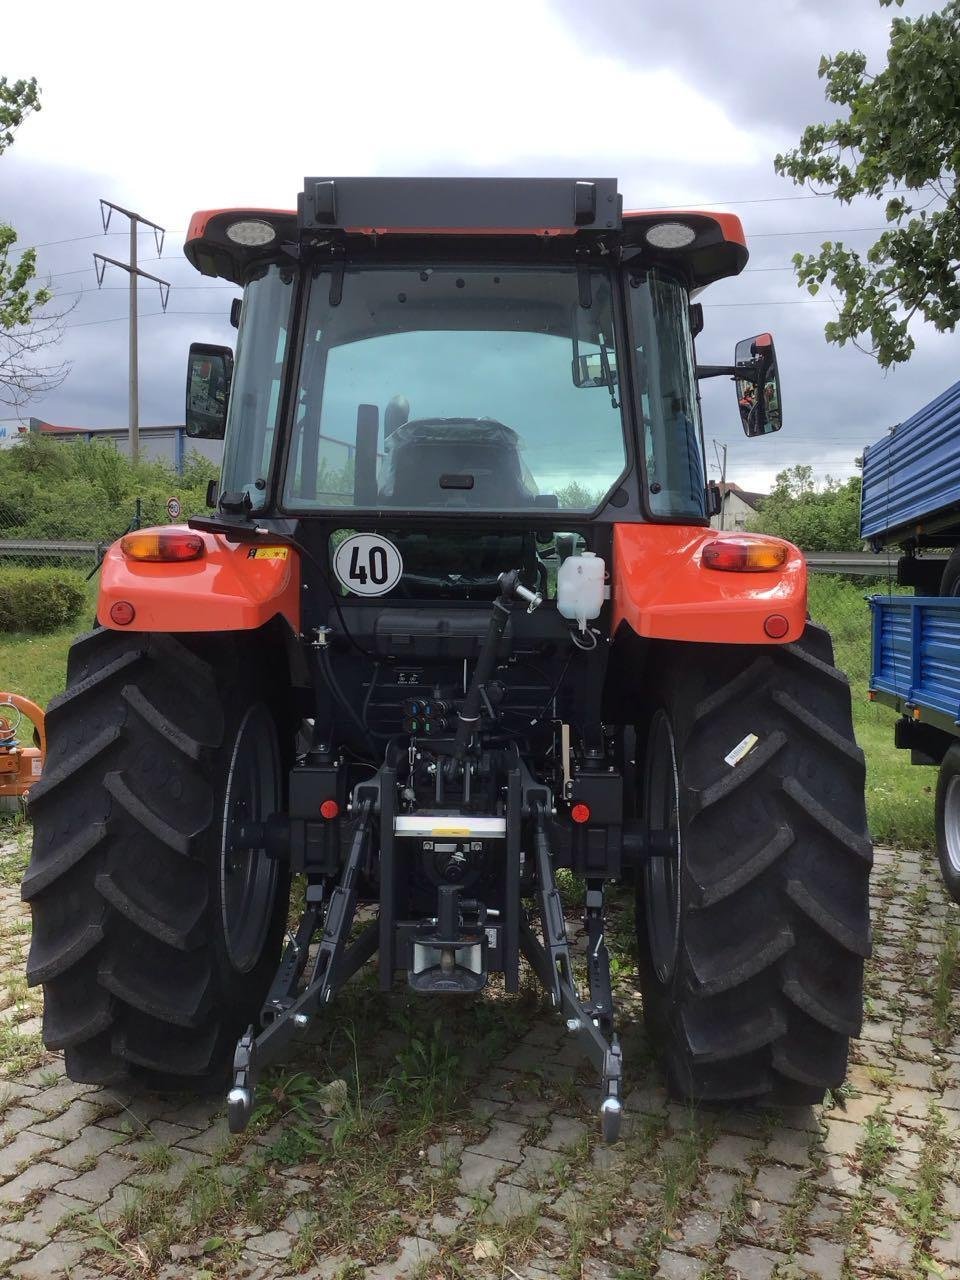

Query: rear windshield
(280, 265), (628, 513)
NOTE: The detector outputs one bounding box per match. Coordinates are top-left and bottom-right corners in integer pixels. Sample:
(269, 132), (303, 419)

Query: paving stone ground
(0, 841), (957, 1278)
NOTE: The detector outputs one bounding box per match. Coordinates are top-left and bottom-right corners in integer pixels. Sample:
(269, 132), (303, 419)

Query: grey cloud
(549, 0), (930, 135)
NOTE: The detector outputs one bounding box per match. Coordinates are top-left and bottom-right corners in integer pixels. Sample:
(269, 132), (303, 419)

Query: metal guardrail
(805, 551), (899, 577)
(0, 539), (103, 560)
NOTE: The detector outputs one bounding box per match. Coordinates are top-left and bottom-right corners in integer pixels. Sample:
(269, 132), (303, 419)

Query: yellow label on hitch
(247, 546), (290, 560)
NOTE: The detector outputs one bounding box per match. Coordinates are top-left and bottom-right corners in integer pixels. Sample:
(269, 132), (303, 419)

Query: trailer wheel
(635, 623), (872, 1105)
(23, 629), (290, 1089)
(939, 548), (960, 595)
(935, 745), (960, 904)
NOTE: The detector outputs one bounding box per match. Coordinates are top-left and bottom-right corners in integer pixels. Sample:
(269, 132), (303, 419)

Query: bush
(0, 438), (218, 541)
(0, 569), (87, 634)
(749, 464), (863, 551)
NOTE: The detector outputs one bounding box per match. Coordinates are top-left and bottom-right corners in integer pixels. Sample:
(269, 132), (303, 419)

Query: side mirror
(185, 342), (234, 439)
(734, 333), (782, 437)
(572, 351), (618, 388)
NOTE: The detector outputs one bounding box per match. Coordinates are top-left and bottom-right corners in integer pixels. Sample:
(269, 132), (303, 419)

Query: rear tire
(636, 623), (872, 1105)
(24, 629), (290, 1089)
(935, 745), (960, 904)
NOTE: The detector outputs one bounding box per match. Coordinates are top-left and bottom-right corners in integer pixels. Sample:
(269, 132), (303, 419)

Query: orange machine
(25, 178), (870, 1147)
(0, 694), (45, 810)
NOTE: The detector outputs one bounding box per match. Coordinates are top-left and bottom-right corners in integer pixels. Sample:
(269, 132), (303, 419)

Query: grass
(808, 574), (936, 849)
(0, 579), (97, 711)
(890, 1103), (953, 1270)
(930, 922), (960, 1042)
(855, 1105), (897, 1181)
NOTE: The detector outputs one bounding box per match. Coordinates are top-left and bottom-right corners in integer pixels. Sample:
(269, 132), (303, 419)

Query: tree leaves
(775, 0), (960, 366)
(0, 75), (70, 407)
(0, 77), (39, 156)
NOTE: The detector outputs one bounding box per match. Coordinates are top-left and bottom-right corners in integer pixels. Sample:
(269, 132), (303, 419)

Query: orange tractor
(24, 179), (871, 1138)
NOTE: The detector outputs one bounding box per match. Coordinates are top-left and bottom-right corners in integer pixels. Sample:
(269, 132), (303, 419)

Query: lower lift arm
(227, 799), (374, 1133)
(520, 804), (623, 1141)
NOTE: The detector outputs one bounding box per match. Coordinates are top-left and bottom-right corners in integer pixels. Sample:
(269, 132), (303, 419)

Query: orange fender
(97, 527), (301, 634)
(611, 524), (806, 645)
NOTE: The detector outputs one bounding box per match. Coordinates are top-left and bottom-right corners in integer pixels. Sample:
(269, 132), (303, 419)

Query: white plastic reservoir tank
(556, 552), (605, 631)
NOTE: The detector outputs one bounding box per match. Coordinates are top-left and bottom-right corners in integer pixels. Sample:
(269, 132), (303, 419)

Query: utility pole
(94, 201), (170, 465)
(712, 439), (728, 530)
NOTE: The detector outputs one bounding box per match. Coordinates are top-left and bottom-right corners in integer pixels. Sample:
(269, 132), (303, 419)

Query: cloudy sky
(3, 0), (955, 493)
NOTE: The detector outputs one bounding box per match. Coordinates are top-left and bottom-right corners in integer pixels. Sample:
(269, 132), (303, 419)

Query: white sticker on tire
(333, 533), (403, 597)
(724, 733), (759, 767)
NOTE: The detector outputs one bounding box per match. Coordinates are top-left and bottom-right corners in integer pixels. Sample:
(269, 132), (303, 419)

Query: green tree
(775, 0), (960, 367)
(749, 465), (863, 551)
(1, 76), (68, 409)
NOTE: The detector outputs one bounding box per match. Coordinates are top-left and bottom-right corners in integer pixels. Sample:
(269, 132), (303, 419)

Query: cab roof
(184, 177), (747, 291)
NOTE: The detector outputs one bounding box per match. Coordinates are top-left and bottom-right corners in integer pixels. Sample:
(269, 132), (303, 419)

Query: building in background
(23, 419), (222, 473)
(710, 481), (767, 531)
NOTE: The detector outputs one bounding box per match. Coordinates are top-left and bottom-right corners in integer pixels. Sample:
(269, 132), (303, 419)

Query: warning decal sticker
(247, 546), (291, 560)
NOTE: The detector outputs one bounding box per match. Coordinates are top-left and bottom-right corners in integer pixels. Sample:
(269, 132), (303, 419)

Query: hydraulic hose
(453, 570), (540, 759)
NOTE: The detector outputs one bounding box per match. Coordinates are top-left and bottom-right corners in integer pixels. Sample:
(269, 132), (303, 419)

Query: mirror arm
(696, 363), (760, 382)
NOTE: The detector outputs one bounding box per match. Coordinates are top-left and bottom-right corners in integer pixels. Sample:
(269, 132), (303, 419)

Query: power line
(54, 285), (234, 296)
(64, 310), (227, 330)
(27, 229), (185, 250)
(750, 225), (886, 239)
(703, 299), (830, 307)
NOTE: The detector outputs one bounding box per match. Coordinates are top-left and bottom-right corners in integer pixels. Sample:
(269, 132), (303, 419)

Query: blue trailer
(863, 378), (960, 901)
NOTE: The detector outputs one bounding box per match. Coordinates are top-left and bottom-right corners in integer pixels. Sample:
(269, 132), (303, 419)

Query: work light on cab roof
(24, 176), (870, 1157)
(225, 218), (277, 247)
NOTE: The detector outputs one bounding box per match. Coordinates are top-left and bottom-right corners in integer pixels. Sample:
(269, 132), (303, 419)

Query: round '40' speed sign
(332, 533), (403, 597)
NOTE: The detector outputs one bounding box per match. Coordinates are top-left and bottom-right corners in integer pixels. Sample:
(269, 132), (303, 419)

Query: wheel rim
(220, 704), (281, 973)
(944, 774), (960, 875)
(644, 709), (682, 984)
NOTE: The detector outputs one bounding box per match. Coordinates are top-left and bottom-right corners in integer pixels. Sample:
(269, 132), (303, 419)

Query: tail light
(121, 532), (205, 563)
(701, 537), (788, 573)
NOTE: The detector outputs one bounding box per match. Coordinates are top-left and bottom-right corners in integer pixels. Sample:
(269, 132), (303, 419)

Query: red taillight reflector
(763, 614), (789, 639)
(109, 601), (135, 626)
(319, 799), (339, 820)
(121, 532), (204, 562)
(702, 538), (788, 573)
(571, 803), (591, 825)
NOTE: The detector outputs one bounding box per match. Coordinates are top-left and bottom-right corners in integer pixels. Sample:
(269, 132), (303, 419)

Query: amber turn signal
(121, 532), (205, 562)
(701, 537), (789, 573)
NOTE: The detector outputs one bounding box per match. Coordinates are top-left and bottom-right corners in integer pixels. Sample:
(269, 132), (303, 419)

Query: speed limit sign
(332, 533), (403, 597)
(166, 497), (182, 520)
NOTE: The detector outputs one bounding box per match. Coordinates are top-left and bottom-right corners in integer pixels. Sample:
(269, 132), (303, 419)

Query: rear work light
(701, 538), (788, 573)
(225, 218), (277, 246)
(644, 221), (697, 249)
(121, 532), (205, 563)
